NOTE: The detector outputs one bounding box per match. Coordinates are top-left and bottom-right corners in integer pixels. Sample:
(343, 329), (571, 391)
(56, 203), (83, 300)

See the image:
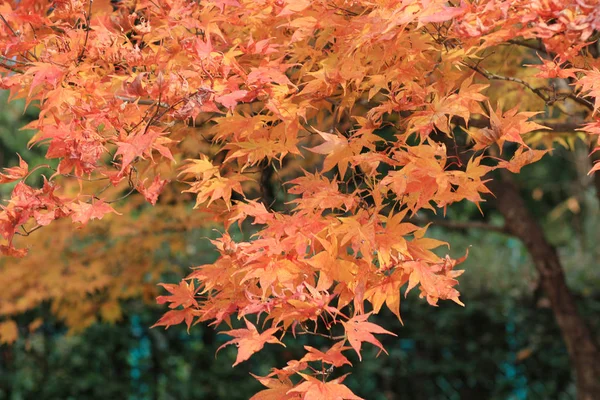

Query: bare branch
(77, 0), (94, 63)
(462, 117), (588, 133)
(507, 39), (548, 54)
(465, 62), (595, 111)
(115, 95), (170, 108)
(0, 61), (24, 74)
(465, 63), (550, 102)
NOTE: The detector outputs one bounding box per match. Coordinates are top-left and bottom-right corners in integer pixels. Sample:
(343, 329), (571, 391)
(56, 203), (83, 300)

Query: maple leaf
(575, 68), (600, 112)
(249, 375), (298, 400)
(25, 63), (65, 97)
(419, 0), (469, 24)
(151, 308), (196, 332)
(178, 156), (219, 181)
(365, 270), (406, 322)
(0, 155), (28, 183)
(215, 90), (248, 110)
(156, 281), (200, 309)
(404, 260), (464, 307)
(341, 313), (396, 361)
(300, 342), (352, 367)
(277, 0), (311, 17)
(228, 200), (274, 228)
(69, 200), (119, 225)
(497, 148), (548, 173)
(288, 172), (357, 213)
(307, 130), (355, 178)
(471, 103), (548, 150)
(186, 174), (250, 210)
(288, 373), (363, 400)
(208, 0), (240, 12)
(217, 319), (285, 366)
(3, 0), (598, 393)
(525, 55), (577, 79)
(136, 175), (169, 205)
(114, 128), (173, 172)
(0, 245), (28, 258)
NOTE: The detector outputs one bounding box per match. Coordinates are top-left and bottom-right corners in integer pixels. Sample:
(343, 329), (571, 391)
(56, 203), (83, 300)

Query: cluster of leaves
(3, 0), (600, 397)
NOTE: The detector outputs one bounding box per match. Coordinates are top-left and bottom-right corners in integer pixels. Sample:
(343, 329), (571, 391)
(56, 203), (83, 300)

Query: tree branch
(507, 39), (547, 54)
(465, 63), (595, 111)
(0, 61), (24, 74)
(462, 117), (588, 133)
(0, 13), (38, 62)
(505, 40), (595, 111)
(77, 0), (94, 63)
(115, 95), (170, 108)
(465, 62), (550, 102)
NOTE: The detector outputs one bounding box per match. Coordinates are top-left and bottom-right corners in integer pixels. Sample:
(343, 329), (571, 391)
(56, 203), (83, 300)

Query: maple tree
(1, 0), (600, 398)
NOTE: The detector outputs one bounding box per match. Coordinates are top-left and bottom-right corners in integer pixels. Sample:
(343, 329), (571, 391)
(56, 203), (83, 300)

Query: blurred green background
(1, 91), (599, 400)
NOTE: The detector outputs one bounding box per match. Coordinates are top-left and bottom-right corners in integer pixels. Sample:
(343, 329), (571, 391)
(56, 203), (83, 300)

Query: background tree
(1, 0), (600, 399)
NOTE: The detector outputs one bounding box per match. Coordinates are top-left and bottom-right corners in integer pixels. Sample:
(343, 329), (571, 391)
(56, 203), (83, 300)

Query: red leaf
(0, 155), (28, 184)
(0, 245), (28, 258)
(136, 175), (169, 205)
(26, 63), (64, 96)
(215, 90), (248, 110)
(70, 200), (119, 225)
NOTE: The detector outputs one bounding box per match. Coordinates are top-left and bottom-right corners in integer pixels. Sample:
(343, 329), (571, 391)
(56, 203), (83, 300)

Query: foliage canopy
(2, 0), (600, 397)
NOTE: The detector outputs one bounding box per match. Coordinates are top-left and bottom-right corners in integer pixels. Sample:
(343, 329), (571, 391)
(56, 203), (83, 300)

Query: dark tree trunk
(489, 174), (600, 400)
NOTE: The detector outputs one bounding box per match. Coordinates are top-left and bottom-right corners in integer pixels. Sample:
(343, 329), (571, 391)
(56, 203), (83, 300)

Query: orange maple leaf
(288, 373), (363, 400)
(341, 313), (396, 361)
(307, 129), (355, 178)
(217, 319), (285, 366)
(151, 308), (196, 331)
(404, 260), (464, 307)
(249, 375), (298, 400)
(365, 269), (407, 322)
(471, 103), (548, 150)
(25, 62), (65, 97)
(156, 281), (200, 309)
(497, 147), (548, 173)
(300, 342), (352, 367)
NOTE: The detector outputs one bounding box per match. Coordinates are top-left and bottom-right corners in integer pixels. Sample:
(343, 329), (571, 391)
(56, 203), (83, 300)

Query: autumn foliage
(2, 0), (600, 397)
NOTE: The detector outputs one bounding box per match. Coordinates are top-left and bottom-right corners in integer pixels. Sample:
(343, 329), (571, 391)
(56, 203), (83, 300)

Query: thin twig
(16, 225), (43, 236)
(116, 95), (170, 108)
(462, 117), (587, 133)
(0, 13), (18, 37)
(0, 55), (32, 66)
(0, 61), (24, 74)
(507, 39), (547, 54)
(77, 0), (94, 63)
(562, 92), (595, 111)
(505, 40), (595, 111)
(104, 186), (137, 204)
(465, 62), (552, 103)
(0, 13), (38, 61)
